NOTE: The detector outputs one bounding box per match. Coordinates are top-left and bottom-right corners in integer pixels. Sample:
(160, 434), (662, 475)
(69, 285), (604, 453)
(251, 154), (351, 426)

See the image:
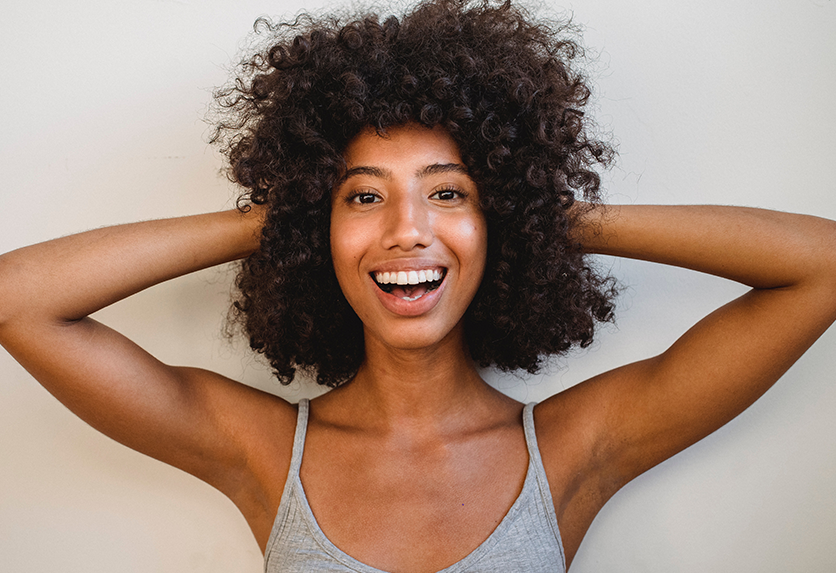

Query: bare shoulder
(178, 367), (300, 549)
(533, 368), (639, 565)
(181, 367), (298, 433)
(534, 372), (620, 472)
(182, 366), (299, 479)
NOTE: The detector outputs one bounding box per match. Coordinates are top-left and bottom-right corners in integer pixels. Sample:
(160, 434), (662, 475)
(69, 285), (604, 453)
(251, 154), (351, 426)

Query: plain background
(1, 0), (834, 571)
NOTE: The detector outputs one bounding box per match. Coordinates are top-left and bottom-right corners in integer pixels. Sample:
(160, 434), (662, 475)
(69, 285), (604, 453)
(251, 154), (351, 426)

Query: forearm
(573, 204), (836, 290)
(0, 208), (263, 325)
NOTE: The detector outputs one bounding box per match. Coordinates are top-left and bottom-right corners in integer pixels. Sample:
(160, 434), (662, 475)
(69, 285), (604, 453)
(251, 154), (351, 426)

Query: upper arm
(535, 278), (836, 563)
(604, 281), (835, 479)
(0, 313), (295, 495)
(541, 207), (836, 487)
(542, 277), (836, 500)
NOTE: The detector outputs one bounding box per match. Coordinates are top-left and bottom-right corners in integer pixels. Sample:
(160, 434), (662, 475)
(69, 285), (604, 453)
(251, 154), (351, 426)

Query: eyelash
(345, 190), (380, 205)
(431, 186), (468, 201)
(343, 185), (468, 205)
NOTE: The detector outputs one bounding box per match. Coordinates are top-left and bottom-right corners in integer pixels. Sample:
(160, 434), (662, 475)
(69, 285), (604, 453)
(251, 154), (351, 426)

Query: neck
(320, 323), (502, 430)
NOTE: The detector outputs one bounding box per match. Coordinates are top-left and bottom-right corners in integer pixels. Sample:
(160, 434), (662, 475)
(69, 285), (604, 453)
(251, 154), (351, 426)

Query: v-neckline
(292, 453), (536, 573)
(288, 398), (539, 573)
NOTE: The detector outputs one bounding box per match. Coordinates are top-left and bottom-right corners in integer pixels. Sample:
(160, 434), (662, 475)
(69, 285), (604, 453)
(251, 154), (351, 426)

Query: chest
(298, 424), (529, 573)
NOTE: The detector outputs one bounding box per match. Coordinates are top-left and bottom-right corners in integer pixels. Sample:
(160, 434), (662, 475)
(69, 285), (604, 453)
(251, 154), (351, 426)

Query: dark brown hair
(212, 0), (616, 387)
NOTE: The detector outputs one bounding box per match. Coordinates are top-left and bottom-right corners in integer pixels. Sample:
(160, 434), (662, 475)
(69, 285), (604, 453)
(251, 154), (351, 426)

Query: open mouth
(372, 269), (447, 301)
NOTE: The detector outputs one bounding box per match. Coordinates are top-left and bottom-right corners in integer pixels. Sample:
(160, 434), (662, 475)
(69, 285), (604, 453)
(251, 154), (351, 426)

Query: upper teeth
(374, 269), (443, 285)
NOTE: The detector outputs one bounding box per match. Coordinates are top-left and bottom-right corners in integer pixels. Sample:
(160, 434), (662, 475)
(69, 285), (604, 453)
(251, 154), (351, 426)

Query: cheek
(330, 216), (367, 293)
(450, 214), (488, 276)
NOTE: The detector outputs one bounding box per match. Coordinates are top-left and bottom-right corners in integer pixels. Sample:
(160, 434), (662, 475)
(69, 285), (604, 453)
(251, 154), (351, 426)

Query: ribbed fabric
(264, 400), (566, 573)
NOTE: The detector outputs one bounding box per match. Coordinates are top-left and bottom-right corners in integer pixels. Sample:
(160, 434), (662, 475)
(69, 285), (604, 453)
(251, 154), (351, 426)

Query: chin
(365, 320), (465, 354)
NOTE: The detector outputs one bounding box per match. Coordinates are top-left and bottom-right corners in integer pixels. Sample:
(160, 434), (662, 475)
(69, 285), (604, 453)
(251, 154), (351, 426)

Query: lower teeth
(402, 293), (425, 302)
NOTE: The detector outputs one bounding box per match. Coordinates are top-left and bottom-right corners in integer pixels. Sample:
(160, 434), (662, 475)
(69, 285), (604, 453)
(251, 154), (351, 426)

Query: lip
(369, 268), (448, 317)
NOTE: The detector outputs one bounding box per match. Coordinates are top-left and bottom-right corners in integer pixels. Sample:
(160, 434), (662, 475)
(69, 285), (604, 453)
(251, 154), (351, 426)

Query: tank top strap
(264, 398), (311, 565)
(266, 399), (566, 572)
(521, 402), (565, 565)
(521, 402), (541, 462)
(288, 398), (310, 479)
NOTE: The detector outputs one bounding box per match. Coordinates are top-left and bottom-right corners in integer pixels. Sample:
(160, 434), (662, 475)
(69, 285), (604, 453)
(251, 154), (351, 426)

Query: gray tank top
(264, 399), (566, 573)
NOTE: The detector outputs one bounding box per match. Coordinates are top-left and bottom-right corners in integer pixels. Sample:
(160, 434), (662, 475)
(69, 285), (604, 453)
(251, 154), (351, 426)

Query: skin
(313, 125), (524, 569)
(1, 124), (836, 571)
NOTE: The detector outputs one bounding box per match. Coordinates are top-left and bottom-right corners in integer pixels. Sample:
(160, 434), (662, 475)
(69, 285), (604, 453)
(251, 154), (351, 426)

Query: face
(331, 124), (487, 352)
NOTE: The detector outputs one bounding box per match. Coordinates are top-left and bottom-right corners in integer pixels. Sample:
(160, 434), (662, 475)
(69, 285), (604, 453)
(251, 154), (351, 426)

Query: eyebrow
(419, 163), (469, 178)
(338, 163), (469, 186)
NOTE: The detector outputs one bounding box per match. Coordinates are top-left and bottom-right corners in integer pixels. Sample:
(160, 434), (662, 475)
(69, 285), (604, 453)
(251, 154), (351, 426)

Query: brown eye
(431, 187), (465, 201)
(349, 192), (380, 204)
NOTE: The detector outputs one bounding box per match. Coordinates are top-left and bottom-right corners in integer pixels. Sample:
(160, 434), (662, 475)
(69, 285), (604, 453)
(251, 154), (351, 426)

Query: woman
(1, 0), (834, 571)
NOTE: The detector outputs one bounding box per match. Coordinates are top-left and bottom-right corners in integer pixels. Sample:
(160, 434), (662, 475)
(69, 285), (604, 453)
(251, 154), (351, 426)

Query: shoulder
(181, 368), (301, 549)
(174, 368), (299, 501)
(174, 367), (299, 456)
(531, 372), (637, 563)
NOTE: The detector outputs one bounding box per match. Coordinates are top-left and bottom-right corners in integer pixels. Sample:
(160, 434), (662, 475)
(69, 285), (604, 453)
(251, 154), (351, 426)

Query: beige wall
(1, 0), (834, 571)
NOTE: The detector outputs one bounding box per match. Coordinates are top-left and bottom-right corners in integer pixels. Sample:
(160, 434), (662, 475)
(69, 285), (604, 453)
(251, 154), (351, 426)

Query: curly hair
(212, 0), (617, 388)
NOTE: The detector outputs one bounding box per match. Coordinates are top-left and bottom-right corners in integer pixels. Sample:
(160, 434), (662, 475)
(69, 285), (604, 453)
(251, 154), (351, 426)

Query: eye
(347, 191), (381, 205)
(430, 186), (466, 201)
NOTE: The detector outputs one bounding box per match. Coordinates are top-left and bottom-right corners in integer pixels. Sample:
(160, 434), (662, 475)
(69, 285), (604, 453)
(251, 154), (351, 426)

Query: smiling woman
(331, 125), (487, 346)
(1, 1), (835, 573)
(217, 0), (617, 389)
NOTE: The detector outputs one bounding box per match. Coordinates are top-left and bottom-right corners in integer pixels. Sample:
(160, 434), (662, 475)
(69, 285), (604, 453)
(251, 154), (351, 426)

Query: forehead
(342, 124), (464, 169)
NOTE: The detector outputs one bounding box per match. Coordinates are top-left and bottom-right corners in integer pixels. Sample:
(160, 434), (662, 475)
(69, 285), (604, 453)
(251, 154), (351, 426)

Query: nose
(381, 192), (433, 251)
